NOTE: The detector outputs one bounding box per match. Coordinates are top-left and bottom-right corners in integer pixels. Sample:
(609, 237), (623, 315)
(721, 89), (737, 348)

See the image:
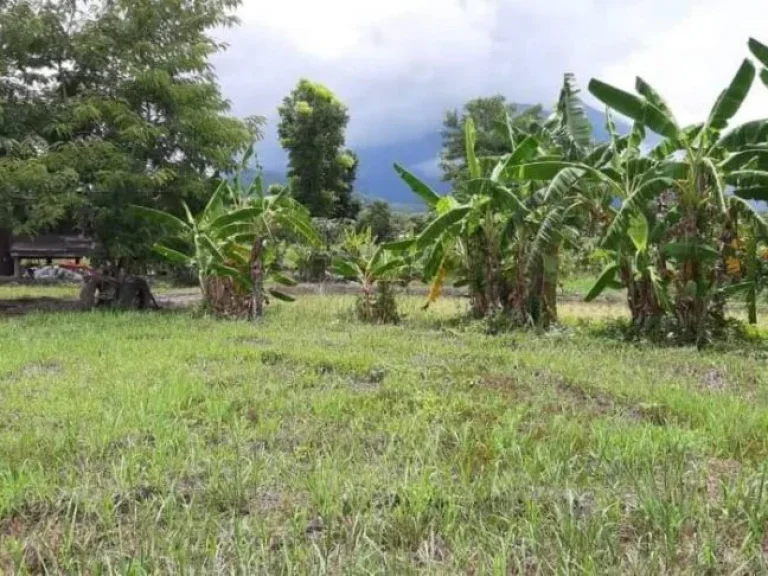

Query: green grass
(3, 292), (768, 573)
(0, 283), (81, 300)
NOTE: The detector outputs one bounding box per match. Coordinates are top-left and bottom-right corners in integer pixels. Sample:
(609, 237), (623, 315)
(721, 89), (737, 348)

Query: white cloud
(213, 0), (768, 168)
(237, 0), (496, 61)
(597, 0), (768, 127)
(413, 156), (442, 179)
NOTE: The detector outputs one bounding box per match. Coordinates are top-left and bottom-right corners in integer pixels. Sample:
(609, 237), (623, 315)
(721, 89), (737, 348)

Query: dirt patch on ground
(1, 361), (62, 384)
(554, 376), (619, 416)
(21, 361), (62, 378)
(478, 370), (621, 419)
(0, 280), (625, 318)
(705, 457), (742, 503)
(701, 368), (729, 392)
(477, 369), (678, 429)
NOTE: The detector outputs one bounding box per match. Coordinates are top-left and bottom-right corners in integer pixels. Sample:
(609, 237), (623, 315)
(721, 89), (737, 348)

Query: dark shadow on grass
(0, 295), (198, 319)
(0, 297), (81, 318)
(580, 316), (768, 355)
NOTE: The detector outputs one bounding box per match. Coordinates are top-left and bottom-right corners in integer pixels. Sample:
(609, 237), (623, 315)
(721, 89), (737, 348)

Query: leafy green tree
(440, 96), (542, 183)
(0, 0), (257, 270)
(357, 200), (395, 241)
(278, 79), (360, 219)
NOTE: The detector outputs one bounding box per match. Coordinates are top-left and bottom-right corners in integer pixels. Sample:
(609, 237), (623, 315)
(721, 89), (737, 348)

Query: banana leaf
(707, 59), (755, 131)
(635, 77), (678, 126)
(588, 78), (679, 139)
(735, 184), (768, 200)
(394, 164), (441, 208)
(465, 117), (481, 179)
(718, 119), (768, 150)
(749, 37), (768, 68)
(382, 238), (416, 251)
(663, 242), (720, 261)
(268, 289), (296, 303)
(129, 205), (188, 234)
(270, 272), (298, 287)
(585, 263), (619, 302)
(416, 206), (471, 249)
(332, 258), (362, 281)
(152, 244), (191, 265)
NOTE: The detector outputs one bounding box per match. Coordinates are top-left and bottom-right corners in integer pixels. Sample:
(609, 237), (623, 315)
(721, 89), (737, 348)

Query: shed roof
(10, 235), (96, 259)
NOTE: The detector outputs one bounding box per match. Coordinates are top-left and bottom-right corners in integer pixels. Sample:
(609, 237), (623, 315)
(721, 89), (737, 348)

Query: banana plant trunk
(541, 245), (560, 327)
(467, 234), (490, 318)
(746, 232), (758, 324)
(621, 264), (662, 328)
(673, 176), (718, 340)
(250, 236), (265, 320)
(505, 239), (528, 324)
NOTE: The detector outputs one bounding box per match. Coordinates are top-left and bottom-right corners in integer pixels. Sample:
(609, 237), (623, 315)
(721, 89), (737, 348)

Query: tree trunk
(0, 228), (13, 277)
(250, 236), (265, 321)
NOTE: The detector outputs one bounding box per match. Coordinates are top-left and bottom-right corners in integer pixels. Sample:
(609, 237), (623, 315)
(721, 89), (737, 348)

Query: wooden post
(0, 229), (13, 276)
(13, 257), (22, 279)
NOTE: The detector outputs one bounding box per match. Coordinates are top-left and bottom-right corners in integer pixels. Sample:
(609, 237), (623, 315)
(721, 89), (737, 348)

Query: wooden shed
(8, 234), (96, 277)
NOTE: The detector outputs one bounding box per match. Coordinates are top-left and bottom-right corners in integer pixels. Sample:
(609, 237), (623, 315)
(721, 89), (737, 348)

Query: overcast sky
(212, 0), (768, 169)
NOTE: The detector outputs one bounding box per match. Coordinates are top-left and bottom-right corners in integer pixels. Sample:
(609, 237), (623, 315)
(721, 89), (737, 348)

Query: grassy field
(3, 290), (768, 573)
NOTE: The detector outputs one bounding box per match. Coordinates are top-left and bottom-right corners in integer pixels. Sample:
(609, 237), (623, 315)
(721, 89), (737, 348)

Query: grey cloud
(212, 0), (695, 170)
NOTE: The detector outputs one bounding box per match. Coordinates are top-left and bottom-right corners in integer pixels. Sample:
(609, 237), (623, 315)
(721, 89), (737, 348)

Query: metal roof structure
(10, 234), (96, 259)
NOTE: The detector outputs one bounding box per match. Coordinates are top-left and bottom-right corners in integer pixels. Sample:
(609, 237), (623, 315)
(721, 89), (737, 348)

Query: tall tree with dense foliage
(277, 79), (360, 219)
(357, 200), (395, 242)
(440, 96), (543, 184)
(0, 0), (257, 270)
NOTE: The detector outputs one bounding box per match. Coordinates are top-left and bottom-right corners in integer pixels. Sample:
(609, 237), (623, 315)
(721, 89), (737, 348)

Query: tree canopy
(0, 0), (258, 267)
(277, 79), (360, 219)
(440, 96), (543, 183)
(357, 200), (395, 242)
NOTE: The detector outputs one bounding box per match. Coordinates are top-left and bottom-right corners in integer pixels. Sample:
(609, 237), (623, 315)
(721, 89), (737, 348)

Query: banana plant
(211, 179), (319, 318)
(129, 181), (232, 303)
(588, 53), (768, 340)
(721, 218), (768, 324)
(332, 228), (406, 323)
(131, 163), (319, 318)
(393, 118), (530, 319)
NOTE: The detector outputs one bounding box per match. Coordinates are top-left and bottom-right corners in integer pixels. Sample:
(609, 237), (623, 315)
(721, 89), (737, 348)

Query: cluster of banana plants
(131, 153), (319, 320)
(391, 74), (603, 328)
(392, 38), (768, 342)
(541, 36), (768, 342)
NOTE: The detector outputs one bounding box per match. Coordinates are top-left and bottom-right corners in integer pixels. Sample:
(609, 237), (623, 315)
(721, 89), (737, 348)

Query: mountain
(246, 104), (633, 209)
